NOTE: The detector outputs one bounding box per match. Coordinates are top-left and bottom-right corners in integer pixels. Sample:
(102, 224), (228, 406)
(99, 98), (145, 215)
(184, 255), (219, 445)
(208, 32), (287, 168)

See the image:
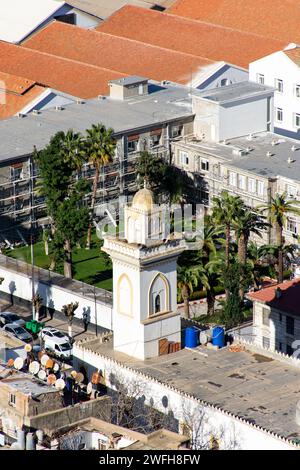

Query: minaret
(102, 184), (184, 360)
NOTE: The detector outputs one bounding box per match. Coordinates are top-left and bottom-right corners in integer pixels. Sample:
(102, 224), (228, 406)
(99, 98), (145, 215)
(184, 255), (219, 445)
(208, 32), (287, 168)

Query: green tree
(60, 129), (86, 173)
(62, 301), (79, 338)
(220, 261), (244, 328)
(177, 265), (199, 319)
(135, 151), (166, 190)
(85, 124), (116, 250)
(260, 193), (300, 283)
(212, 191), (243, 268)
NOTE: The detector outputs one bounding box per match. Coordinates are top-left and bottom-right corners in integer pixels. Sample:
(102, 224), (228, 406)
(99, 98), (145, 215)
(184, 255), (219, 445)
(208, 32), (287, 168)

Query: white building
(249, 279), (300, 355)
(102, 184), (184, 360)
(250, 45), (300, 140)
(0, 0), (101, 44)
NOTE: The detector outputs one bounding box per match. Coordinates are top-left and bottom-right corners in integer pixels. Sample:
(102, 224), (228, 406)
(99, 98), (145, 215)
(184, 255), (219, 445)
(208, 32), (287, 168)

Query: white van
(44, 336), (73, 360)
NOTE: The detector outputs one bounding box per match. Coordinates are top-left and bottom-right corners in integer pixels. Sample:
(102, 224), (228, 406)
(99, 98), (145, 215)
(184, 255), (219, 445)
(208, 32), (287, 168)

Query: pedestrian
(82, 310), (89, 332)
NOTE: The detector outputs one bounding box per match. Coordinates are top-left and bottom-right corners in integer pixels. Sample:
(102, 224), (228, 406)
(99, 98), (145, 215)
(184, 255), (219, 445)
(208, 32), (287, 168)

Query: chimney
(109, 76), (148, 100)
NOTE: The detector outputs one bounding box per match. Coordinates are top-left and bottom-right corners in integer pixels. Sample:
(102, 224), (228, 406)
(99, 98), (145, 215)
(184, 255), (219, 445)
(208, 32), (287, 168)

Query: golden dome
(132, 185), (154, 212)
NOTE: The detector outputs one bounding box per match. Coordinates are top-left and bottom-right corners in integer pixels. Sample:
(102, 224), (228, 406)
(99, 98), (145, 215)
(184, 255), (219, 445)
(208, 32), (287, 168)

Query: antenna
(14, 357), (24, 370)
(45, 358), (54, 370)
(7, 358), (14, 367)
(24, 344), (32, 353)
(38, 369), (46, 381)
(87, 382), (93, 394)
(41, 354), (50, 367)
(53, 363), (59, 373)
(75, 372), (84, 384)
(55, 378), (66, 391)
(29, 361), (40, 375)
(47, 374), (57, 386)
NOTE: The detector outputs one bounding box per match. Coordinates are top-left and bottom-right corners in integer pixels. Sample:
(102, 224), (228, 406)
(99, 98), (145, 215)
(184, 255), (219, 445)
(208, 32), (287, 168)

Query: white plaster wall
(195, 65), (248, 91)
(250, 51), (300, 138)
(0, 265), (112, 330)
(73, 344), (295, 450)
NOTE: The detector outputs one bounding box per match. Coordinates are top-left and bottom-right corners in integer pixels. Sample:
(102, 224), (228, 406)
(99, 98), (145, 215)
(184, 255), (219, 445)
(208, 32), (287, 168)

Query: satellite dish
(45, 358), (54, 370)
(7, 358), (14, 367)
(47, 374), (57, 386)
(53, 363), (59, 373)
(38, 369), (46, 381)
(71, 370), (77, 379)
(75, 372), (84, 384)
(29, 361), (40, 375)
(24, 344), (32, 353)
(86, 382), (93, 394)
(14, 357), (24, 370)
(41, 354), (50, 366)
(55, 378), (66, 390)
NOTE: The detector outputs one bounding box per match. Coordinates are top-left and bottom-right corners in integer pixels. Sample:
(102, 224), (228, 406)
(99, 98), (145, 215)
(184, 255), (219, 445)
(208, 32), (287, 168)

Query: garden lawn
(7, 234), (112, 291)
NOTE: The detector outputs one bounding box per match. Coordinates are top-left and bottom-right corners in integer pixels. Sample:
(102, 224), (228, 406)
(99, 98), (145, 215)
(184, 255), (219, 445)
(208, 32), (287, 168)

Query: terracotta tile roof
(248, 279), (300, 316)
(0, 41), (128, 99)
(168, 0), (300, 44)
(0, 70), (45, 119)
(96, 5), (285, 69)
(284, 47), (300, 67)
(24, 21), (214, 85)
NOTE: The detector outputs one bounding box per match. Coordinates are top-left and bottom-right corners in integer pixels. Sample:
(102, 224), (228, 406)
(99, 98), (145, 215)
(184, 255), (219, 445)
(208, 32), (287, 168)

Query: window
(155, 294), (161, 313)
(179, 150), (189, 166)
(229, 171), (237, 186)
(200, 158), (209, 172)
(287, 344), (294, 356)
(262, 336), (270, 349)
(238, 174), (246, 190)
(276, 107), (283, 122)
(279, 313), (282, 322)
(294, 113), (300, 128)
(295, 84), (300, 98)
(257, 74), (265, 85)
(275, 78), (283, 93)
(220, 78), (229, 86)
(150, 134), (160, 147)
(171, 125), (182, 138)
(257, 180), (264, 197)
(127, 139), (138, 153)
(286, 316), (294, 335)
(248, 178), (256, 193)
(10, 164), (23, 182)
(286, 184), (297, 198)
(279, 342), (282, 351)
(9, 393), (16, 407)
(262, 308), (270, 326)
(287, 217), (297, 235)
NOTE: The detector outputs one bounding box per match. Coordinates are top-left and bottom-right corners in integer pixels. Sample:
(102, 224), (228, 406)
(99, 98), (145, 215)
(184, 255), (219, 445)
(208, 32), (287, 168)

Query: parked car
(43, 336), (73, 360)
(0, 312), (26, 326)
(3, 323), (33, 343)
(0, 312), (25, 327)
(38, 327), (70, 343)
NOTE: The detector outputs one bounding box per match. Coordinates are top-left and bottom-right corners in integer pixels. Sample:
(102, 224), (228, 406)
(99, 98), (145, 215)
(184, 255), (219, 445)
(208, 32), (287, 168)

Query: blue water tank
(185, 327), (198, 348)
(212, 326), (225, 348)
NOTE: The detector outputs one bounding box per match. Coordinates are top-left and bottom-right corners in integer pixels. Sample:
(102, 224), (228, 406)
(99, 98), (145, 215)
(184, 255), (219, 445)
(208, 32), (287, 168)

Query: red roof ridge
(102, 3), (286, 46)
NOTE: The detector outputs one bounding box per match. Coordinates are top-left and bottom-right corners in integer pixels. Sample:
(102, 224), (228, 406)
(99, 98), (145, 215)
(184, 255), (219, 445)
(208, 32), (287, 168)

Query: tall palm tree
(62, 301), (79, 338)
(177, 265), (199, 319)
(60, 130), (86, 173)
(212, 191), (243, 268)
(85, 124), (116, 249)
(195, 255), (222, 316)
(260, 193), (300, 283)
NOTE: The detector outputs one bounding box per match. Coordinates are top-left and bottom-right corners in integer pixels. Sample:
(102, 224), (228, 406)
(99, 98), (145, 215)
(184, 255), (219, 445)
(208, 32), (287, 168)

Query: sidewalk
(0, 298), (103, 341)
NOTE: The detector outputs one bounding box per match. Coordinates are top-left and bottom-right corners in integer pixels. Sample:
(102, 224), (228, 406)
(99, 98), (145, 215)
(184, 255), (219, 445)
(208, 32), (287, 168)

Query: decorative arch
(148, 273), (170, 316)
(117, 273), (133, 317)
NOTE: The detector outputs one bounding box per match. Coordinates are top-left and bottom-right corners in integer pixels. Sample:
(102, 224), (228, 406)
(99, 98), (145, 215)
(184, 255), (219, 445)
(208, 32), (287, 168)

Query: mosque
(102, 184), (185, 360)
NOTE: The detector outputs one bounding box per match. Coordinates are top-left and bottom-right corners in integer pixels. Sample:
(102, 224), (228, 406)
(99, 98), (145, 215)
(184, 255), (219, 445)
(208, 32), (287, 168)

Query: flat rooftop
(79, 337), (300, 443)
(0, 368), (57, 396)
(181, 132), (300, 183)
(0, 80), (193, 163)
(197, 81), (273, 104)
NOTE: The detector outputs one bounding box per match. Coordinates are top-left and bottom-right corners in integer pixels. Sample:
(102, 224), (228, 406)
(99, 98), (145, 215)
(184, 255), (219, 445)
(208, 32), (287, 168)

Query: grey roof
(184, 132), (300, 183)
(0, 370), (57, 396)
(197, 81), (274, 105)
(109, 76), (148, 86)
(0, 81), (193, 164)
(82, 337), (300, 443)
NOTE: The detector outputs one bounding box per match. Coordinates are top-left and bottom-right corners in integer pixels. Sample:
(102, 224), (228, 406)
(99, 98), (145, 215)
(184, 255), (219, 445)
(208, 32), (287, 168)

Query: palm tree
(212, 191), (243, 268)
(33, 293), (43, 322)
(85, 124), (116, 249)
(260, 193), (300, 283)
(177, 266), (199, 319)
(233, 207), (268, 299)
(195, 256), (222, 315)
(60, 130), (86, 173)
(62, 301), (79, 338)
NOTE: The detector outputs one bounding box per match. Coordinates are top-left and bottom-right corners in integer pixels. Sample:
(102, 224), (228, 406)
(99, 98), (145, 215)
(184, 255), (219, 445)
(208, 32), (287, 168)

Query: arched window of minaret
(117, 274), (133, 316)
(149, 273), (169, 316)
(155, 294), (161, 313)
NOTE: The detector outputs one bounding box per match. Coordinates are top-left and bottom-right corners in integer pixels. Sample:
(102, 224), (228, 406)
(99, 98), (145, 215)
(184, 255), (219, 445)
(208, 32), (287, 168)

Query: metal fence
(0, 254), (113, 306)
